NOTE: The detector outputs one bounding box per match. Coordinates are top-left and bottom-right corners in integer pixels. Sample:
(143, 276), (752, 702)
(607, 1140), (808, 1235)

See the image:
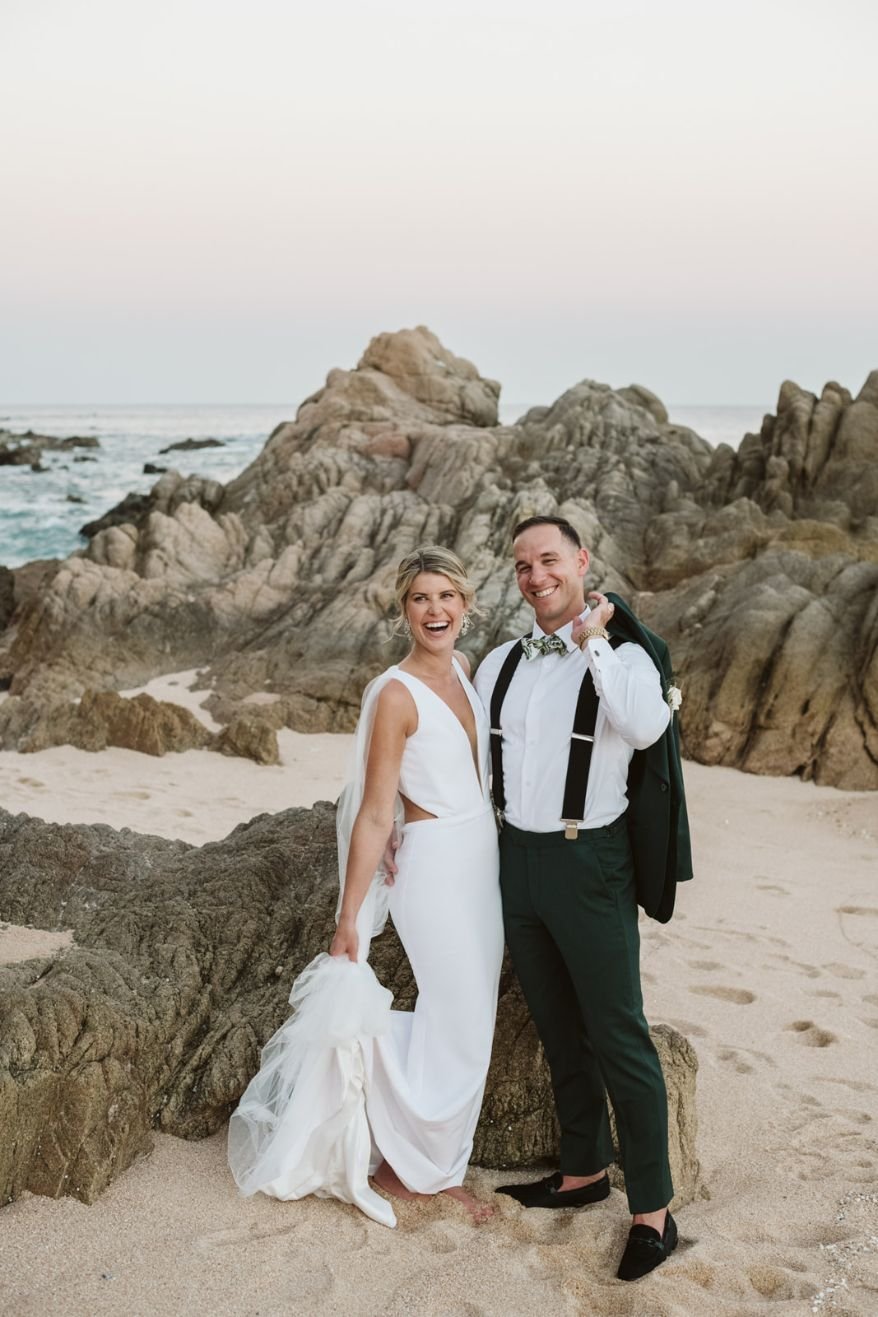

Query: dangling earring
(460, 612), (472, 636)
(402, 618), (412, 639)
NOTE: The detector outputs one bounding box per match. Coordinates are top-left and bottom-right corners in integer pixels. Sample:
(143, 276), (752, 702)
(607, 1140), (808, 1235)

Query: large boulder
(214, 710), (281, 765)
(0, 805), (700, 1209)
(639, 549), (878, 789)
(15, 690), (214, 755)
(0, 690), (280, 765)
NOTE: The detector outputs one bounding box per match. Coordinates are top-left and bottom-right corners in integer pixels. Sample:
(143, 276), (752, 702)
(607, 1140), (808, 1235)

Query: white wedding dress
(228, 659), (504, 1227)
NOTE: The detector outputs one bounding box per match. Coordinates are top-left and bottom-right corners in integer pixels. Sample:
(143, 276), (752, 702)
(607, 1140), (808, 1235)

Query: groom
(473, 515), (677, 1282)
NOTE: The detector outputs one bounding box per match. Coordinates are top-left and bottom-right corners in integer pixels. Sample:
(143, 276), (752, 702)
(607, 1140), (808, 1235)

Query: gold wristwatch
(578, 626), (610, 649)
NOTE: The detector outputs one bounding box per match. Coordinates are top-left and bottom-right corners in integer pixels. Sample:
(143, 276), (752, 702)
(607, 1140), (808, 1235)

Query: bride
(228, 547), (504, 1226)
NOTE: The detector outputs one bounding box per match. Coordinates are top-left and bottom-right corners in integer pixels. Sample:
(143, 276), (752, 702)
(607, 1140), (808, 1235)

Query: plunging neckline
(394, 659), (484, 793)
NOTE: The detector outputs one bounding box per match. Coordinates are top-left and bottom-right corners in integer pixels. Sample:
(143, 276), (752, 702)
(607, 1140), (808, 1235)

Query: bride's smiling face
(405, 572), (466, 651)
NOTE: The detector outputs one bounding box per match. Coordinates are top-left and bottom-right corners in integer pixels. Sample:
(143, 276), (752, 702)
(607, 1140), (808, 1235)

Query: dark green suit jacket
(607, 592), (693, 922)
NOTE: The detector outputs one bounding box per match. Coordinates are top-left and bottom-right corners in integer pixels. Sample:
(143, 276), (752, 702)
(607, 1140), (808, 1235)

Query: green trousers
(500, 815), (673, 1213)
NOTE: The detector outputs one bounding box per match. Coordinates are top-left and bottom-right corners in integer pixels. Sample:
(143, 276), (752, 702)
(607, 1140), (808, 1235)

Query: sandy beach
(0, 671), (352, 845)
(1, 711), (876, 1314)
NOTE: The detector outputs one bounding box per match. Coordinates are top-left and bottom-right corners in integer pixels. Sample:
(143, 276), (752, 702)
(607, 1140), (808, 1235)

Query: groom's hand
(572, 593), (615, 646)
(380, 827), (399, 887)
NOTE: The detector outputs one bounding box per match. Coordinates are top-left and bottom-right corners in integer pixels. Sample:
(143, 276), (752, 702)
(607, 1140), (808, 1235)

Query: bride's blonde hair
(392, 546), (481, 636)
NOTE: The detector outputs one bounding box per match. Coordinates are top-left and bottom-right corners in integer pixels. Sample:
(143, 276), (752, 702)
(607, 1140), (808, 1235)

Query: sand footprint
(674, 1258), (715, 1290)
(687, 959), (723, 971)
(195, 1222), (299, 1250)
(694, 923), (789, 949)
(823, 962), (865, 980)
(784, 1019), (837, 1047)
(502, 1201), (582, 1245)
(721, 1043), (774, 1074)
(837, 908), (878, 960)
(836, 1108), (873, 1126)
(778, 1080), (822, 1106)
(665, 1016), (708, 1038)
(767, 953), (821, 979)
(689, 985), (756, 1004)
(816, 1076), (878, 1095)
(718, 1046), (753, 1074)
(748, 1264), (806, 1301)
(421, 1225), (459, 1255)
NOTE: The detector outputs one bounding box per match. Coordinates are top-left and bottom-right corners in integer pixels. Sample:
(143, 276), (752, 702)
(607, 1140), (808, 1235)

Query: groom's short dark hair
(511, 515), (582, 549)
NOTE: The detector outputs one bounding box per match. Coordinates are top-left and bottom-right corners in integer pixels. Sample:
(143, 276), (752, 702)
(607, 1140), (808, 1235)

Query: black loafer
(496, 1170), (611, 1209)
(617, 1211), (678, 1280)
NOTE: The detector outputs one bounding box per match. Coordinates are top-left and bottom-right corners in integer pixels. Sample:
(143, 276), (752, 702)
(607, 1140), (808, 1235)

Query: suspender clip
(563, 820), (580, 840)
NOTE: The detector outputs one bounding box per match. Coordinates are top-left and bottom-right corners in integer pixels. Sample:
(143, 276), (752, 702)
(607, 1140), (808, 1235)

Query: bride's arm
(330, 681), (414, 961)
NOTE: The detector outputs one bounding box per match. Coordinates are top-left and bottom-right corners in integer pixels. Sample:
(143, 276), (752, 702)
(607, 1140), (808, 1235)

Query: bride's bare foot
(372, 1165), (492, 1222)
(372, 1161), (429, 1202)
(442, 1185), (494, 1224)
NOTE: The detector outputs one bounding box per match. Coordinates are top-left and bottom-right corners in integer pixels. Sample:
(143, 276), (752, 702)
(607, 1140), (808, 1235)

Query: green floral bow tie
(521, 634), (569, 660)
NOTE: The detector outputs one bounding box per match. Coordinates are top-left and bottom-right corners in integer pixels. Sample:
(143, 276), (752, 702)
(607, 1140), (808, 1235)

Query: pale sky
(2, 0), (876, 406)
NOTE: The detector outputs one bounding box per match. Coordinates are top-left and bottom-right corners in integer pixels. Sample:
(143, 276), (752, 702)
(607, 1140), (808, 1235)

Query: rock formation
(158, 437), (225, 454)
(79, 469), (224, 540)
(0, 690), (277, 764)
(0, 326), (875, 787)
(0, 430), (100, 466)
(0, 803), (700, 1208)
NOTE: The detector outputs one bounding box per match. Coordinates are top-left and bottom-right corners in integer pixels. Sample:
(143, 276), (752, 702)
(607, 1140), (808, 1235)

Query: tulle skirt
(228, 803), (502, 1227)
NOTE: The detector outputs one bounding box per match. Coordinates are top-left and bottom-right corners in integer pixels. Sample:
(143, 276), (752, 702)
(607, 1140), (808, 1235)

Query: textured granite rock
(0, 805), (700, 1208)
(0, 328), (875, 787)
(0, 690), (279, 765)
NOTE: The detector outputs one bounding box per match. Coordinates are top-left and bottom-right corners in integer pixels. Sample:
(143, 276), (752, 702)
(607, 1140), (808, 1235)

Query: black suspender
(489, 635), (623, 836)
(489, 642), (525, 818)
(561, 666), (601, 837)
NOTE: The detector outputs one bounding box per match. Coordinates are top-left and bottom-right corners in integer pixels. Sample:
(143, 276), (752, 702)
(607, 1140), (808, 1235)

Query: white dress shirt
(473, 614), (670, 833)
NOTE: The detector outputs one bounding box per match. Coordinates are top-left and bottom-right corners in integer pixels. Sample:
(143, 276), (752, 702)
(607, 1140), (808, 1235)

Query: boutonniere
(666, 684), (683, 714)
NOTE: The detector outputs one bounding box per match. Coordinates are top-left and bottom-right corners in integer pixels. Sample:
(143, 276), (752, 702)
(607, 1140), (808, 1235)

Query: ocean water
(0, 402), (768, 570)
(0, 404), (294, 569)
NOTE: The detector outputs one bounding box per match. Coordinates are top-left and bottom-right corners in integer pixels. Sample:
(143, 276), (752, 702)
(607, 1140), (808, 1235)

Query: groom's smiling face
(513, 524), (589, 633)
